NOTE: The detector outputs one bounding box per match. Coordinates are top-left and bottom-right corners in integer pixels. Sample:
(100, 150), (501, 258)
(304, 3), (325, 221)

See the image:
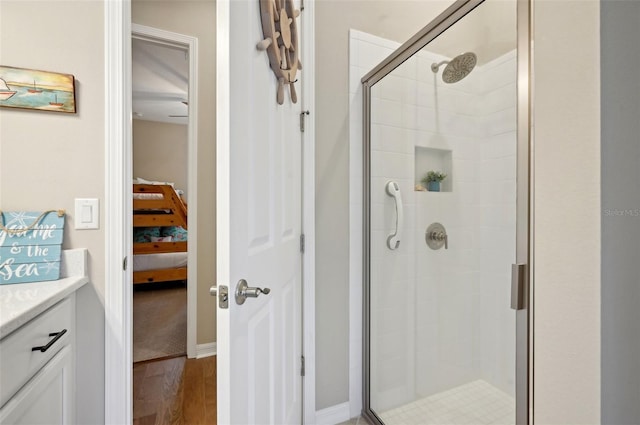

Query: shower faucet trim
(426, 222), (448, 250)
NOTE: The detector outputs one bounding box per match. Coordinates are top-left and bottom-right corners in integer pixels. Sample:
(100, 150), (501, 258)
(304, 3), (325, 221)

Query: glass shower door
(363, 0), (530, 424)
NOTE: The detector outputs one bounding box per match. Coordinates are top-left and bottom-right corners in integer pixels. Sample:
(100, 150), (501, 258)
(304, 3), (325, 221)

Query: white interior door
(217, 0), (303, 424)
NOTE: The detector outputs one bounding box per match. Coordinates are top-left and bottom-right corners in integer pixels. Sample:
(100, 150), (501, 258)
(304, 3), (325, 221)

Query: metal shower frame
(360, 0), (533, 423)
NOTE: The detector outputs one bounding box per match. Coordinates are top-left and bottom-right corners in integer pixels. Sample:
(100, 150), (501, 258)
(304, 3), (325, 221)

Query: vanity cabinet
(0, 294), (76, 424)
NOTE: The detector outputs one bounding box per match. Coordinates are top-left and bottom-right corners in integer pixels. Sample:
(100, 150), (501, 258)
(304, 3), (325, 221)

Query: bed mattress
(133, 252), (188, 272)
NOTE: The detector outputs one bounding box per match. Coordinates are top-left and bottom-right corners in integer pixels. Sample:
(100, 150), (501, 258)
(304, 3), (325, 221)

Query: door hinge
(301, 0), (305, 11)
(300, 234), (305, 253)
(301, 355), (306, 377)
(123, 256), (128, 271)
(299, 110), (310, 132)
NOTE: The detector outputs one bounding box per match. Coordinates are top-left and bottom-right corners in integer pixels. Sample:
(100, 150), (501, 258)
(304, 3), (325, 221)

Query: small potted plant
(421, 171), (447, 192)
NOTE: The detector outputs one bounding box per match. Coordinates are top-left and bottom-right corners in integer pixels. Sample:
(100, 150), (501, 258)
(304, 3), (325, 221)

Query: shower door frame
(361, 0), (533, 424)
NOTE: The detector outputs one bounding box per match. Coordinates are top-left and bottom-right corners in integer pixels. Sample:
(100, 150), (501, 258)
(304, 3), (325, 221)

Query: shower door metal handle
(511, 263), (527, 310)
(386, 181), (403, 250)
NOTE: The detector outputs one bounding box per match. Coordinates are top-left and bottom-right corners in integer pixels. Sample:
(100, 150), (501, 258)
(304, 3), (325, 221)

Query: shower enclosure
(360, 0), (531, 424)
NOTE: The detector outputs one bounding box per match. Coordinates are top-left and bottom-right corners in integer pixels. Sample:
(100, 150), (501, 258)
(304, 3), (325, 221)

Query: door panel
(217, 0), (303, 423)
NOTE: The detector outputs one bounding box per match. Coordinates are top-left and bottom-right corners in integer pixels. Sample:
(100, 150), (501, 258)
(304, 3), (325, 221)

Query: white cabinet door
(0, 346), (74, 425)
(216, 0), (303, 423)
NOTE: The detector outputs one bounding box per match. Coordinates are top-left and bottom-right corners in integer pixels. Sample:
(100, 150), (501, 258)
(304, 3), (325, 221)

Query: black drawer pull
(31, 329), (67, 352)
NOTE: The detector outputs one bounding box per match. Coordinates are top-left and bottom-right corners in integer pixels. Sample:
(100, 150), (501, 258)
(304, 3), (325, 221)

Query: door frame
(104, 1), (132, 423)
(131, 22), (199, 360)
(301, 0), (317, 421)
(358, 0), (533, 424)
(105, 0), (316, 422)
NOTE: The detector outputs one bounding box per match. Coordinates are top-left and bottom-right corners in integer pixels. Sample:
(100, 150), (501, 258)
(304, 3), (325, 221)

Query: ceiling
(132, 38), (189, 125)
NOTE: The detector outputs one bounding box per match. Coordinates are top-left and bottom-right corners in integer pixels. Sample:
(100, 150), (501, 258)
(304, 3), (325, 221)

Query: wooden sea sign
(0, 211), (65, 285)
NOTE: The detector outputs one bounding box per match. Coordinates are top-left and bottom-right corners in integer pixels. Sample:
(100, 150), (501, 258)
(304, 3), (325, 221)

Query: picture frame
(0, 65), (76, 113)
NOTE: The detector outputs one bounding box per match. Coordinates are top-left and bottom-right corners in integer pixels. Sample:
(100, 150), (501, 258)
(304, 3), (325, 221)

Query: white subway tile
(481, 82), (516, 115)
(349, 65), (365, 94)
(359, 40), (395, 71)
(401, 77), (419, 105)
(482, 59), (517, 92)
(373, 74), (404, 103)
(415, 105), (438, 133)
(402, 102), (419, 130)
(372, 98), (403, 127)
(485, 107), (516, 136)
(392, 55), (417, 80)
(416, 81), (436, 108)
(371, 124), (404, 152)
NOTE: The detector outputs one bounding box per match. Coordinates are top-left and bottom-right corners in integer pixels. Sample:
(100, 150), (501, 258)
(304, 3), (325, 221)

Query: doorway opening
(105, 1), (316, 421)
(130, 24), (202, 422)
(131, 34), (192, 363)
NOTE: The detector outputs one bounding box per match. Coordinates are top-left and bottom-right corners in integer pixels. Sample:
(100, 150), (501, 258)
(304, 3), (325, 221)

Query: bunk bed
(133, 183), (188, 284)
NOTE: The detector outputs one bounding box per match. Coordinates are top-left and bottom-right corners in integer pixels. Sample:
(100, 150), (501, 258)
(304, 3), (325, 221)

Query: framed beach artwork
(0, 65), (76, 113)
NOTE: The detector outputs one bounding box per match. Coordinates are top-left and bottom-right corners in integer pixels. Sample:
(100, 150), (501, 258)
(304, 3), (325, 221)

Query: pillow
(161, 226), (188, 241)
(133, 227), (161, 243)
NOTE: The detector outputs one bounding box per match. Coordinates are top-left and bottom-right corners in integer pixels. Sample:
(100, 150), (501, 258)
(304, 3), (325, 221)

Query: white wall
(133, 120), (188, 197)
(0, 1), (105, 423)
(533, 1), (601, 423)
(600, 1), (640, 423)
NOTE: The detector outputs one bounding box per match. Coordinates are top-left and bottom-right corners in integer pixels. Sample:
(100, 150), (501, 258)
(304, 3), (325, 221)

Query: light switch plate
(74, 198), (99, 229)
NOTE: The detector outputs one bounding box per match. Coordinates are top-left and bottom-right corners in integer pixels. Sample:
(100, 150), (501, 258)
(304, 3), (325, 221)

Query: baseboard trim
(316, 402), (351, 425)
(195, 342), (217, 359)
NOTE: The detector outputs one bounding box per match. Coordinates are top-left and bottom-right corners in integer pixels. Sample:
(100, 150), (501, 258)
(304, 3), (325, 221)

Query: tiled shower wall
(349, 30), (516, 413)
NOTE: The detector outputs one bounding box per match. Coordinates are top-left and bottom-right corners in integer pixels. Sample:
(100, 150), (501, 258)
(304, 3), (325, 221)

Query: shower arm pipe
(430, 60), (450, 73)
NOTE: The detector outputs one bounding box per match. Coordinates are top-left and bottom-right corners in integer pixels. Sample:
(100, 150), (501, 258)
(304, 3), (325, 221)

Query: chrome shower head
(430, 52), (477, 83)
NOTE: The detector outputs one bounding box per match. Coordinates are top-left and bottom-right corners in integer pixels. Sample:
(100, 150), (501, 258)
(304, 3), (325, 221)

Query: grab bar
(385, 181), (403, 250)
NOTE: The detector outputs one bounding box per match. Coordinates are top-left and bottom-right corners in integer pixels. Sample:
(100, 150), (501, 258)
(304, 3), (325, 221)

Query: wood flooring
(133, 355), (217, 425)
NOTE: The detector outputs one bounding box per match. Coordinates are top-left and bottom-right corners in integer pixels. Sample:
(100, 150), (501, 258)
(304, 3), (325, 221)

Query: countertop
(0, 249), (89, 339)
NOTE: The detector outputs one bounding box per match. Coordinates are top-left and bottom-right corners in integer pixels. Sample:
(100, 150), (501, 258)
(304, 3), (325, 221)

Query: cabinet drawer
(0, 297), (73, 408)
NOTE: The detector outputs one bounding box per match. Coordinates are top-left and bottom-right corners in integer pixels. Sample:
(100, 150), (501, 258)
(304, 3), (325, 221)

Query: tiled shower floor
(378, 380), (514, 425)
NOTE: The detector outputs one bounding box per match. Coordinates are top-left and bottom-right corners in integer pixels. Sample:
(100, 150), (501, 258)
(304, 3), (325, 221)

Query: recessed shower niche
(414, 146), (452, 192)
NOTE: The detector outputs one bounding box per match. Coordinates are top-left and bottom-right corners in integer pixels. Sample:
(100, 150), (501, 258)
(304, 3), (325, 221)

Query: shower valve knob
(430, 231), (448, 249)
(440, 232), (448, 249)
(426, 223), (448, 250)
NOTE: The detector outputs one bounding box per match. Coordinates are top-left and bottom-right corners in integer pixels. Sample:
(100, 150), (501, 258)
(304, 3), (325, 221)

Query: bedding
(161, 226), (188, 241)
(151, 236), (173, 243)
(134, 177), (175, 187)
(133, 252), (188, 272)
(134, 227), (161, 243)
(133, 178), (184, 200)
